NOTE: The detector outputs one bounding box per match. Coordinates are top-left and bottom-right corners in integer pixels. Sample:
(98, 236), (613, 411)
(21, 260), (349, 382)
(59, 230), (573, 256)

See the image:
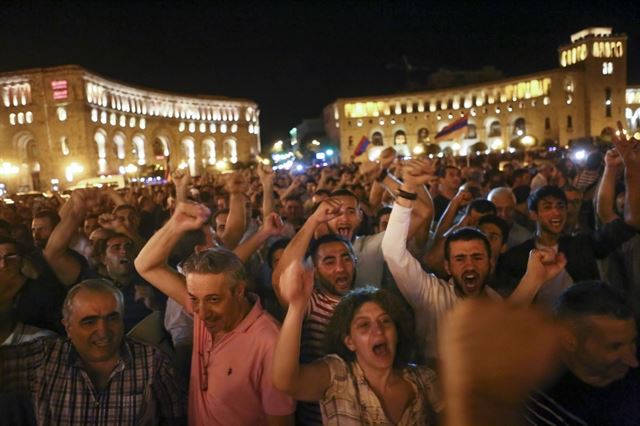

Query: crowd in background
(1, 128), (639, 425)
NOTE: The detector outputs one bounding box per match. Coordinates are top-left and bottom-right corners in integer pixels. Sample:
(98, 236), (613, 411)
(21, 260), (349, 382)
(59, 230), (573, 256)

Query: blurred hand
(279, 260), (314, 309)
(172, 168), (191, 191)
(262, 212), (285, 237)
(612, 121), (640, 168)
(359, 161), (381, 179)
(604, 148), (623, 169)
(257, 164), (274, 187)
(439, 300), (560, 424)
(310, 198), (344, 224)
(379, 147), (397, 170)
(170, 202), (211, 233)
(226, 173), (249, 194)
(403, 159), (435, 188)
(453, 188), (473, 207)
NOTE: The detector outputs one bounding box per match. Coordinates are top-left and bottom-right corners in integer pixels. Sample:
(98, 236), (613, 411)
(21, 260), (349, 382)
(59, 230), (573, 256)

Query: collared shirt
(0, 337), (187, 425)
(382, 203), (500, 361)
(320, 354), (442, 425)
(189, 295), (295, 426)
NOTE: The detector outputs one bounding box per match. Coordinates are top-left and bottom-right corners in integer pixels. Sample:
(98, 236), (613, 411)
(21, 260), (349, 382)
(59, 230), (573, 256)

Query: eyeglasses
(0, 253), (20, 263)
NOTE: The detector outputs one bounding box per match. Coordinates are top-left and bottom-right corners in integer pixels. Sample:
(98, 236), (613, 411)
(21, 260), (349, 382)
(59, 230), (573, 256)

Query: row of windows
(344, 98), (550, 128)
(2, 83), (32, 107)
(85, 82), (255, 123)
(9, 111), (34, 125)
(342, 78), (552, 119)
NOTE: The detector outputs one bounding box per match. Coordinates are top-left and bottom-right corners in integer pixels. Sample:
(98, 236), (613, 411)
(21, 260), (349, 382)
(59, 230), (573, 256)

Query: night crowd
(1, 128), (639, 426)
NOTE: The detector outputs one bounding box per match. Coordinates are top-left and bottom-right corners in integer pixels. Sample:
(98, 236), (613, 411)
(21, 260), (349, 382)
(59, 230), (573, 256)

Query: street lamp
(65, 162), (84, 182)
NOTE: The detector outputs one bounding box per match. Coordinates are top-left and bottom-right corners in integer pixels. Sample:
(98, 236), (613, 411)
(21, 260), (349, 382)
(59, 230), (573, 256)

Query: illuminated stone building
(324, 28), (636, 163)
(0, 65), (260, 190)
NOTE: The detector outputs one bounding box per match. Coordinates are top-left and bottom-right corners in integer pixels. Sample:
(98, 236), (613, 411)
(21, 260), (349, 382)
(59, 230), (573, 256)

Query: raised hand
(170, 202), (211, 233)
(172, 168), (191, 192)
(98, 213), (126, 233)
(525, 247), (567, 283)
(70, 188), (99, 217)
(453, 188), (473, 207)
(379, 147), (397, 170)
(257, 164), (274, 187)
(310, 198), (344, 224)
(403, 159), (435, 188)
(262, 212), (285, 237)
(358, 161), (381, 180)
(612, 121), (640, 168)
(279, 260), (314, 309)
(226, 172), (249, 194)
(604, 148), (623, 170)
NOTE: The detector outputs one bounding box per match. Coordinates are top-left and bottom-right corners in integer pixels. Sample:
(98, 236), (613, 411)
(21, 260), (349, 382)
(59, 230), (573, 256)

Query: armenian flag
(435, 117), (468, 141)
(353, 136), (370, 156)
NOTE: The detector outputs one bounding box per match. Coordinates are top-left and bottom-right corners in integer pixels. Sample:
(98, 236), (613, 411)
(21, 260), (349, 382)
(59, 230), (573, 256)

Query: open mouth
(337, 227), (351, 238)
(93, 339), (112, 348)
(372, 342), (390, 357)
(550, 218), (563, 227)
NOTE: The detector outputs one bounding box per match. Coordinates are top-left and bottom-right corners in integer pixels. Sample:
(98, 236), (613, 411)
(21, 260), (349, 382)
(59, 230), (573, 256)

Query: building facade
(324, 27), (637, 163)
(0, 65), (260, 190)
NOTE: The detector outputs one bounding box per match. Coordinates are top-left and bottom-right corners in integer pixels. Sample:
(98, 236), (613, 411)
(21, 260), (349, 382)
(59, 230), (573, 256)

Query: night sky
(1, 0), (639, 146)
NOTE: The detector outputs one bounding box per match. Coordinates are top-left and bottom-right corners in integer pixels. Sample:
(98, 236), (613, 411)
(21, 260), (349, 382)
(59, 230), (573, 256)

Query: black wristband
(397, 189), (418, 200)
(376, 168), (388, 182)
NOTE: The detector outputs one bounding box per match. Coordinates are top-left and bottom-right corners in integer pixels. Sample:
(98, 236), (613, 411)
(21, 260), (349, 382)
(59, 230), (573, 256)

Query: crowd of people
(1, 126), (639, 425)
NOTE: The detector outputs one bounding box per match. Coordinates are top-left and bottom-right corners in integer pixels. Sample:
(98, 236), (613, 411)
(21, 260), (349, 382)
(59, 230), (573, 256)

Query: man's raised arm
(135, 202), (211, 308)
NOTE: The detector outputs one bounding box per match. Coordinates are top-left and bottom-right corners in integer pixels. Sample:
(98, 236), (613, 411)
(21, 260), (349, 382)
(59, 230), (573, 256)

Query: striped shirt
(297, 286), (342, 425)
(0, 337), (187, 425)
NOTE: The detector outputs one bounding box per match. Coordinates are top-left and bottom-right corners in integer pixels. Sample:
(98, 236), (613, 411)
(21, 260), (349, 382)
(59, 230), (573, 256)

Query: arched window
(203, 138), (216, 165)
(371, 132), (384, 146)
(465, 124), (477, 139)
(394, 130), (407, 145)
(513, 118), (526, 136)
(223, 139), (238, 163)
(132, 135), (146, 165)
(152, 138), (169, 159)
(417, 128), (429, 143)
(113, 133), (126, 160)
(488, 121), (501, 137)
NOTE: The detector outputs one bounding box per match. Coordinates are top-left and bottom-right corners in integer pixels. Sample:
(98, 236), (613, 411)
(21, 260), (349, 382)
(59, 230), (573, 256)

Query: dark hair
(527, 185), (567, 212)
(0, 236), (26, 255)
(94, 231), (129, 260)
(0, 219), (12, 237)
(324, 287), (416, 368)
(33, 209), (60, 227)
(112, 204), (137, 215)
(513, 185), (531, 204)
(169, 228), (207, 268)
(283, 195), (302, 204)
(308, 234), (355, 264)
(330, 189), (359, 205)
(585, 151), (604, 171)
(444, 227), (491, 261)
(267, 238), (290, 269)
(375, 206), (393, 225)
(211, 208), (230, 224)
(314, 189), (331, 197)
(437, 165), (460, 178)
(465, 199), (497, 216)
(554, 280), (633, 320)
(478, 215), (510, 245)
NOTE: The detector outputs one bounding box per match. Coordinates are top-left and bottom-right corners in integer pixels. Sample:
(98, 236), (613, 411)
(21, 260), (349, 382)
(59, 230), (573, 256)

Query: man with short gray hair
(135, 201), (295, 426)
(487, 186), (532, 249)
(0, 278), (186, 425)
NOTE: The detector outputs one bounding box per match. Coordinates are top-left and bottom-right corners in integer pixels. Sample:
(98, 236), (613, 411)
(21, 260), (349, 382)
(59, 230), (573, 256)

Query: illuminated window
(110, 113), (117, 126)
(9, 113), (16, 125)
(60, 137), (70, 156)
(210, 123), (216, 133)
(139, 118), (146, 129)
(372, 132), (384, 146)
(602, 62), (613, 75)
(188, 122), (196, 133)
(25, 111), (33, 124)
(356, 119), (363, 127)
(543, 97), (550, 106)
(199, 123), (207, 133)
(100, 111), (107, 124)
(394, 130), (407, 145)
(488, 121), (501, 137)
(231, 123), (238, 133)
(605, 88), (612, 117)
(465, 124), (477, 139)
(91, 109), (98, 122)
(417, 128), (429, 143)
(513, 118), (526, 136)
(129, 117), (136, 128)
(220, 123), (227, 133)
(17, 112), (24, 124)
(119, 115), (126, 127)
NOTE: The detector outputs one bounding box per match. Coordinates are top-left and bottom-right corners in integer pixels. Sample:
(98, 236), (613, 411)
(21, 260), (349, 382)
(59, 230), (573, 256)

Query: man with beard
(272, 199), (357, 425)
(526, 281), (640, 425)
(382, 162), (501, 363)
(31, 210), (59, 249)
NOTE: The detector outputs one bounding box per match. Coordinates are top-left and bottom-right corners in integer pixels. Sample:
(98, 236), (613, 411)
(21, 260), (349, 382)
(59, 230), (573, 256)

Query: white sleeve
(381, 203), (441, 308)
